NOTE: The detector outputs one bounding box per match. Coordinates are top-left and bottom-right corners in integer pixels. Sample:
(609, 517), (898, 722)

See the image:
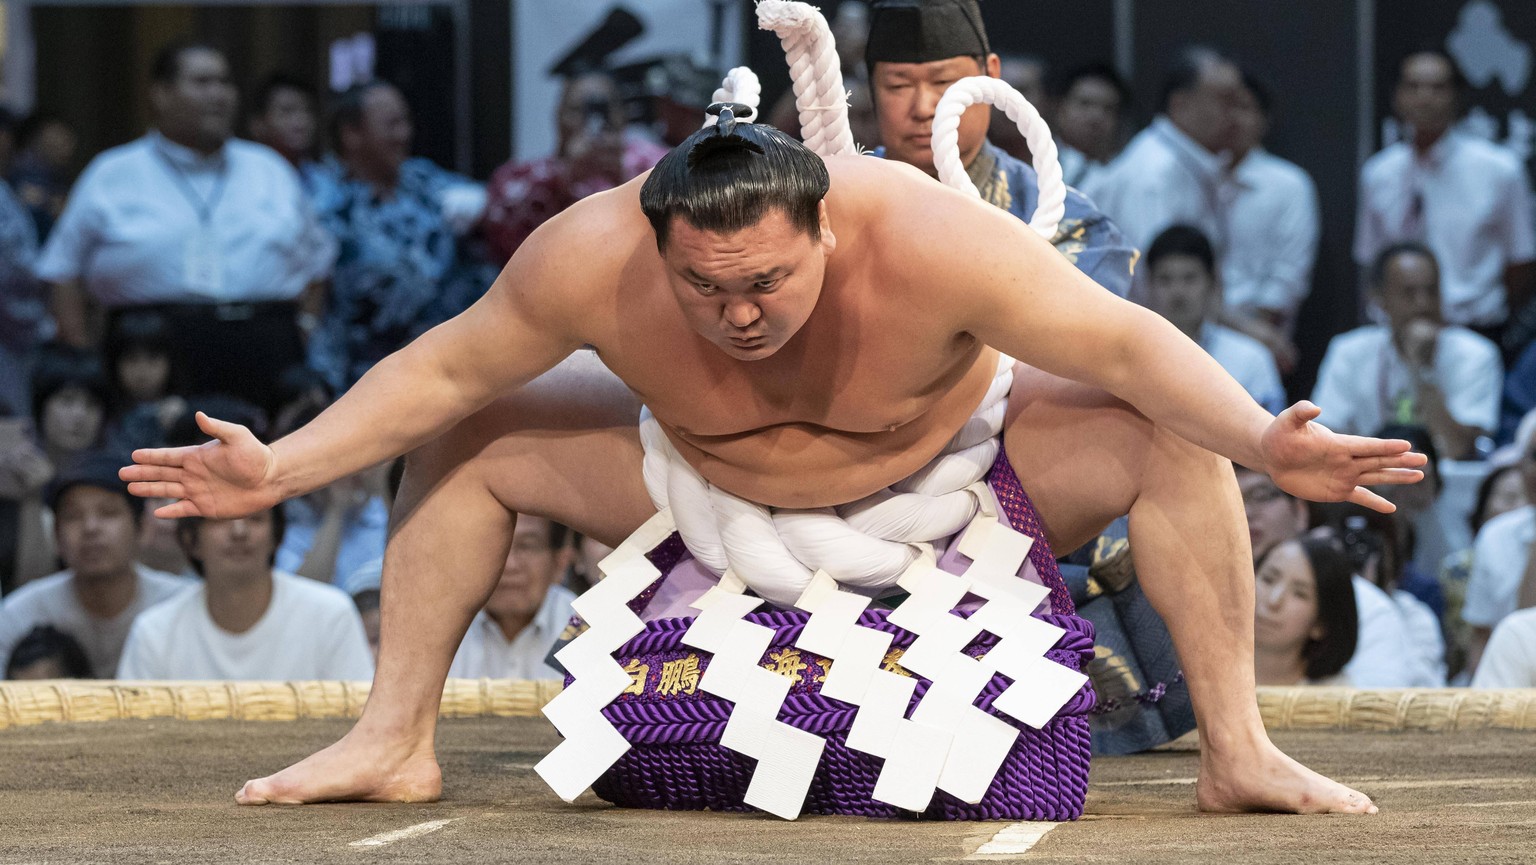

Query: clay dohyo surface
(0, 717), (1532, 863)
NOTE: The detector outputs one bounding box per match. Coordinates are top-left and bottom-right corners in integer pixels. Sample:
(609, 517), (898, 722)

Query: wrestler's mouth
(730, 335), (766, 346)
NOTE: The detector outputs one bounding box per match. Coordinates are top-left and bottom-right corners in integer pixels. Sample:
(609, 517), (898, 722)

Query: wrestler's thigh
(405, 350), (654, 546)
(1002, 362), (1152, 554)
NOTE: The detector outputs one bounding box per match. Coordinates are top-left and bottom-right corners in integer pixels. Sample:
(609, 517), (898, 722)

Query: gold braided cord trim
(2, 682), (1534, 731)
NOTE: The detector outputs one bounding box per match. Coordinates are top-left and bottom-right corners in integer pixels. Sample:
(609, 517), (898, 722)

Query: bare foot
(235, 728), (442, 805)
(1196, 738), (1377, 815)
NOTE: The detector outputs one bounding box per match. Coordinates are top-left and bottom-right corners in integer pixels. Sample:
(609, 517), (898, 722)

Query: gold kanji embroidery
(881, 647), (913, 677)
(622, 659), (649, 697)
(656, 655), (701, 696)
(812, 658), (831, 683)
(765, 648), (808, 680)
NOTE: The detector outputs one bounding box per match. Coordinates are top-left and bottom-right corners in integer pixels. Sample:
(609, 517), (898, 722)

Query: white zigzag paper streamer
(682, 583), (826, 820)
(794, 565), (956, 812)
(535, 509), (678, 801)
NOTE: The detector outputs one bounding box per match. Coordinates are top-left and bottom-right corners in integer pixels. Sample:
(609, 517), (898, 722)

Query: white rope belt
(639, 353), (1014, 607)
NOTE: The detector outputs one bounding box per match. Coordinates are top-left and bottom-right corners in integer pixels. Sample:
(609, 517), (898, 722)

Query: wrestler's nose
(723, 299), (761, 328)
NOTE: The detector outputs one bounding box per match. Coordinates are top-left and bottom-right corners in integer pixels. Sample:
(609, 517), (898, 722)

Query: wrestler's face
(1238, 470), (1307, 563)
(1253, 539), (1322, 656)
(872, 54), (997, 176)
(662, 204), (836, 360)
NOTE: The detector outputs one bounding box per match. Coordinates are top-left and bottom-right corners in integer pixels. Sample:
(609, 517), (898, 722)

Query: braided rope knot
(932, 76), (1066, 239)
(640, 354), (1014, 608)
(756, 0), (859, 157)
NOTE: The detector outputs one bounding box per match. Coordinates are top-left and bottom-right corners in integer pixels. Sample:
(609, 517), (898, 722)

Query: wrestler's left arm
(882, 166), (1424, 511)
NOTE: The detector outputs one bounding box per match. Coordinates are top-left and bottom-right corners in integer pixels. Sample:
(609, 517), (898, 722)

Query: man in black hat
(0, 449), (190, 677)
(865, 0), (1135, 298)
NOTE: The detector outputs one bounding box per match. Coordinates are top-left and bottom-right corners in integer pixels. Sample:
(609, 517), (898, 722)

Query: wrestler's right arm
(121, 200), (605, 519)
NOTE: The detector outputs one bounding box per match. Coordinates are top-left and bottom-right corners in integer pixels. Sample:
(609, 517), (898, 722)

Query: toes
(235, 780), (271, 806)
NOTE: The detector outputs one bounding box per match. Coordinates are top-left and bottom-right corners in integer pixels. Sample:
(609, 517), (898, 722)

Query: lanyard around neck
(154, 141), (230, 224)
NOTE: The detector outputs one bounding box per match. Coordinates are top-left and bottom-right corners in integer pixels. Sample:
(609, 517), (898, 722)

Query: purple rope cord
(580, 449), (1096, 819)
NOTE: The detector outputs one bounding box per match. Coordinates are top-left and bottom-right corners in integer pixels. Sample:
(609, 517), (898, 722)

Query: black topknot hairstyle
(640, 103), (829, 250)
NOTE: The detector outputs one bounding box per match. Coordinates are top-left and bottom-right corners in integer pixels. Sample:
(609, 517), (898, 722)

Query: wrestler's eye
(754, 279), (780, 291)
(694, 283), (718, 295)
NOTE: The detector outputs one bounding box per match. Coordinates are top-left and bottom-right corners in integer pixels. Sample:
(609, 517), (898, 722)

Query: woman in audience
(1253, 536), (1359, 686)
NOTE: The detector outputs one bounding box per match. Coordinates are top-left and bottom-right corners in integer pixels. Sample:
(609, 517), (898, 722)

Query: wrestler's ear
(816, 200), (837, 255)
(984, 53), (1001, 79)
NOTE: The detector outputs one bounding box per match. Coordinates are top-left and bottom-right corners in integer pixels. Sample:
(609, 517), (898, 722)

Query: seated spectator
(8, 111), (77, 242)
(1253, 537), (1357, 686)
(1236, 465), (1420, 687)
(0, 409), (51, 594)
(270, 401), (387, 585)
(1143, 225), (1284, 413)
(1051, 63), (1128, 191)
(1472, 607), (1536, 687)
(14, 347), (110, 584)
(482, 69), (666, 264)
(307, 80), (495, 391)
(102, 310), (186, 454)
(5, 624), (91, 679)
(0, 450), (190, 676)
(1463, 423), (1536, 674)
(1314, 244), (1501, 460)
(1440, 454), (1528, 681)
(447, 515), (577, 680)
(117, 505), (373, 680)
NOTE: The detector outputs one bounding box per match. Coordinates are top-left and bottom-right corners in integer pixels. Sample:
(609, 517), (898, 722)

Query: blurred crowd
(1, 1), (1535, 697)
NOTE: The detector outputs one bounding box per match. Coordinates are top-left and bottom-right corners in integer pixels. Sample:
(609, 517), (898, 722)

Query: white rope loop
(704, 67), (763, 128)
(756, 0), (858, 158)
(933, 76), (1066, 239)
(638, 355), (1014, 607)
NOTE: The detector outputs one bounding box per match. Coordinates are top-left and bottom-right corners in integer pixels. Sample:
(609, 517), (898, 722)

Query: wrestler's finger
(1354, 468), (1425, 487)
(1282, 400), (1322, 428)
(196, 411), (250, 445)
(127, 481), (187, 500)
(119, 463), (182, 483)
(130, 446), (189, 468)
(1351, 453), (1429, 474)
(1342, 435), (1418, 458)
(1346, 486), (1397, 514)
(152, 499), (202, 520)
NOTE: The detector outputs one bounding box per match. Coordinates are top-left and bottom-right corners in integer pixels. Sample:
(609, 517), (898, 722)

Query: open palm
(1261, 402), (1427, 512)
(119, 412), (280, 519)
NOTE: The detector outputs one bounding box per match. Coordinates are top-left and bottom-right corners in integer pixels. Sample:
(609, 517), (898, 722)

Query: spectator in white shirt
(448, 515), (577, 680)
(1463, 430), (1536, 675)
(1312, 243), (1502, 460)
(36, 41), (334, 413)
(1143, 225), (1284, 413)
(1083, 46), (1240, 254)
(1221, 71), (1319, 372)
(1471, 607), (1536, 688)
(117, 505), (373, 681)
(1052, 64), (1128, 192)
(0, 450), (190, 677)
(1354, 50), (1536, 337)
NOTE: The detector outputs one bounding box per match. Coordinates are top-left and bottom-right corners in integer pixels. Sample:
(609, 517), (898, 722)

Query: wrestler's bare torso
(551, 155), (1001, 509)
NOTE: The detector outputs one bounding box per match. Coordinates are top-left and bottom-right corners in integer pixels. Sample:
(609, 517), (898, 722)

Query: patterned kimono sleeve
(1050, 187), (1136, 299)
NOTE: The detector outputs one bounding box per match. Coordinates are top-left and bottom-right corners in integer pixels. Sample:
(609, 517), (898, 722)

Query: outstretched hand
(119, 412), (279, 520)
(1261, 401), (1427, 513)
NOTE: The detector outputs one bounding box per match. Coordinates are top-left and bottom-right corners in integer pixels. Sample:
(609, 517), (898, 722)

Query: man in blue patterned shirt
(306, 81), (499, 391)
(864, 1), (1135, 298)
